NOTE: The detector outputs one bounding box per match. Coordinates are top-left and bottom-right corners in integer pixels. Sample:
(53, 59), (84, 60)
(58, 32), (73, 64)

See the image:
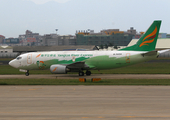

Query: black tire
(25, 72), (29, 76)
(79, 72), (84, 76)
(86, 71), (91, 76)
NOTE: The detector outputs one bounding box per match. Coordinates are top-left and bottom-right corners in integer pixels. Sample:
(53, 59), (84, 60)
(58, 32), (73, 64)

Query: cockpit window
(16, 57), (22, 60)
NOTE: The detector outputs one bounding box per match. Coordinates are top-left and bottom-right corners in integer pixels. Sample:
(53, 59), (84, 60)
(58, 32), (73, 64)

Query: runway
(0, 86), (170, 120)
(1, 74), (170, 79)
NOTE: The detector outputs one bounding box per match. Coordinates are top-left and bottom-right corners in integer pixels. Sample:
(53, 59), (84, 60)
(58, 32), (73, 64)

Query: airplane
(9, 20), (163, 76)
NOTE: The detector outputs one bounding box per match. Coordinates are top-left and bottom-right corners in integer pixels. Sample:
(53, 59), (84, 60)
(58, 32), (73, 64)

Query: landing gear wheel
(25, 71), (29, 76)
(86, 71), (91, 76)
(79, 71), (84, 76)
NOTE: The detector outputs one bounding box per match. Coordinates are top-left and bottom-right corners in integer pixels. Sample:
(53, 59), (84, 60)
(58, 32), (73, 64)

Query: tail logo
(139, 26), (157, 47)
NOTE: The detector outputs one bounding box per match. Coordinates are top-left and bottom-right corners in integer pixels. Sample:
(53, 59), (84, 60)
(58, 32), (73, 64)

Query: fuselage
(9, 50), (158, 71)
(8, 20), (162, 76)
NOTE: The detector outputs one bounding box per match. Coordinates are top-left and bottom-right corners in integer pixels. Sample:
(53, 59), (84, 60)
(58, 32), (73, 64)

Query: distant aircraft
(9, 20), (164, 76)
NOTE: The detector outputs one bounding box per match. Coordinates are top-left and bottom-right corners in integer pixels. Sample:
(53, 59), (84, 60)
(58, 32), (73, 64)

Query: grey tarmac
(0, 86), (170, 120)
(1, 74), (170, 79)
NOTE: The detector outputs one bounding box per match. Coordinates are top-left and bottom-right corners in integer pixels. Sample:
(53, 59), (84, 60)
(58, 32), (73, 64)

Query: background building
(0, 35), (5, 44)
(42, 34), (76, 46)
(3, 38), (20, 45)
(159, 33), (167, 38)
(19, 30), (42, 46)
(0, 46), (18, 58)
(3, 25), (170, 47)
(42, 34), (58, 46)
(58, 35), (76, 45)
(76, 28), (134, 46)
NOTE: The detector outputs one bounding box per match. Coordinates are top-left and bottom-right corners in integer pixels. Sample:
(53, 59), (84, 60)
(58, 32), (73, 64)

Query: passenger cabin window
(16, 57), (22, 60)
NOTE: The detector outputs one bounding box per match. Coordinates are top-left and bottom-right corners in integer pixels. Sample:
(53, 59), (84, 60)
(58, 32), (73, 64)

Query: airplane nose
(9, 60), (18, 68)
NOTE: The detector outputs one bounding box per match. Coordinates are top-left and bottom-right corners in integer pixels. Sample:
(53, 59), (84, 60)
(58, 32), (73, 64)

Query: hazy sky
(0, 0), (170, 38)
(29, 0), (71, 4)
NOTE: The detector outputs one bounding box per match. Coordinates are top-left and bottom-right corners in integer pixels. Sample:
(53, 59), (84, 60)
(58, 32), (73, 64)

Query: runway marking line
(28, 89), (38, 91)
(82, 116), (104, 119)
(121, 116), (170, 118)
(14, 88), (43, 91)
(0, 111), (46, 114)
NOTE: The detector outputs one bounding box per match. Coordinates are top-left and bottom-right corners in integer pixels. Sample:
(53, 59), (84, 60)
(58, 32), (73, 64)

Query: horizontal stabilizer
(158, 49), (170, 54)
(141, 51), (158, 56)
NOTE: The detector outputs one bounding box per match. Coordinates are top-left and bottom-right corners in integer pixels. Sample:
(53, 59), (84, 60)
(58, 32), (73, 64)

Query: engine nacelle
(50, 65), (67, 74)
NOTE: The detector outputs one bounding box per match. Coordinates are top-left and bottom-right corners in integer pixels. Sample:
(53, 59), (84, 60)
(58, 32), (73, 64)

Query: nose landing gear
(25, 70), (29, 76)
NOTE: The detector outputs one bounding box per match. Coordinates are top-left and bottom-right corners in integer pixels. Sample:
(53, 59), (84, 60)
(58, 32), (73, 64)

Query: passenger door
(27, 54), (32, 64)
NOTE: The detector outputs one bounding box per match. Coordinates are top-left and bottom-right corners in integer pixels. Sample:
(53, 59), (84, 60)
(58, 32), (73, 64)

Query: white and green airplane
(9, 20), (163, 76)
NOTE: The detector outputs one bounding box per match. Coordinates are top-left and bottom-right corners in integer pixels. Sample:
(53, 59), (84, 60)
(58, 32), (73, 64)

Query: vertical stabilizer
(120, 20), (161, 51)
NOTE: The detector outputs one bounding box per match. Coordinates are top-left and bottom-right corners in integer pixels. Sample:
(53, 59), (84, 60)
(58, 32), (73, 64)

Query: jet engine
(50, 65), (68, 74)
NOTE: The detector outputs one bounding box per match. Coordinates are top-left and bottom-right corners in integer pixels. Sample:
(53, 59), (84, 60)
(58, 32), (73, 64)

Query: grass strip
(1, 79), (170, 85)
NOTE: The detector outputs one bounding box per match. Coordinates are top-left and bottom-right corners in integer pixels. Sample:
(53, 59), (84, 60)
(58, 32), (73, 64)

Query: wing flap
(67, 62), (89, 69)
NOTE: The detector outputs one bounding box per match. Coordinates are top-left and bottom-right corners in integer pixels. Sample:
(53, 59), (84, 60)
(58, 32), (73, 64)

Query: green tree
(114, 45), (118, 49)
(108, 43), (113, 47)
(99, 44), (104, 49)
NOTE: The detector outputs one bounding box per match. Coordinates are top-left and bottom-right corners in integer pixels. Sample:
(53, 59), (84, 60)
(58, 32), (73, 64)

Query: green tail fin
(119, 20), (161, 51)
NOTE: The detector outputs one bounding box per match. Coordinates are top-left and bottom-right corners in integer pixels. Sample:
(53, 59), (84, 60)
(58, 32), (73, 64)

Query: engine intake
(50, 65), (68, 74)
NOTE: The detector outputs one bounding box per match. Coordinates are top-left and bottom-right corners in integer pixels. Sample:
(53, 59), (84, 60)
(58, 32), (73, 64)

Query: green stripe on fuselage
(18, 52), (158, 71)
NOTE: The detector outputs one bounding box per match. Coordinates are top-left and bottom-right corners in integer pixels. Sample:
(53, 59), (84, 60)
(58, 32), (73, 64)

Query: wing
(66, 61), (90, 69)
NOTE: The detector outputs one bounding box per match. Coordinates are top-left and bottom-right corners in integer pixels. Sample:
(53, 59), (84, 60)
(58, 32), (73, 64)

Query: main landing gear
(25, 70), (29, 76)
(86, 71), (91, 76)
(79, 70), (91, 76)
